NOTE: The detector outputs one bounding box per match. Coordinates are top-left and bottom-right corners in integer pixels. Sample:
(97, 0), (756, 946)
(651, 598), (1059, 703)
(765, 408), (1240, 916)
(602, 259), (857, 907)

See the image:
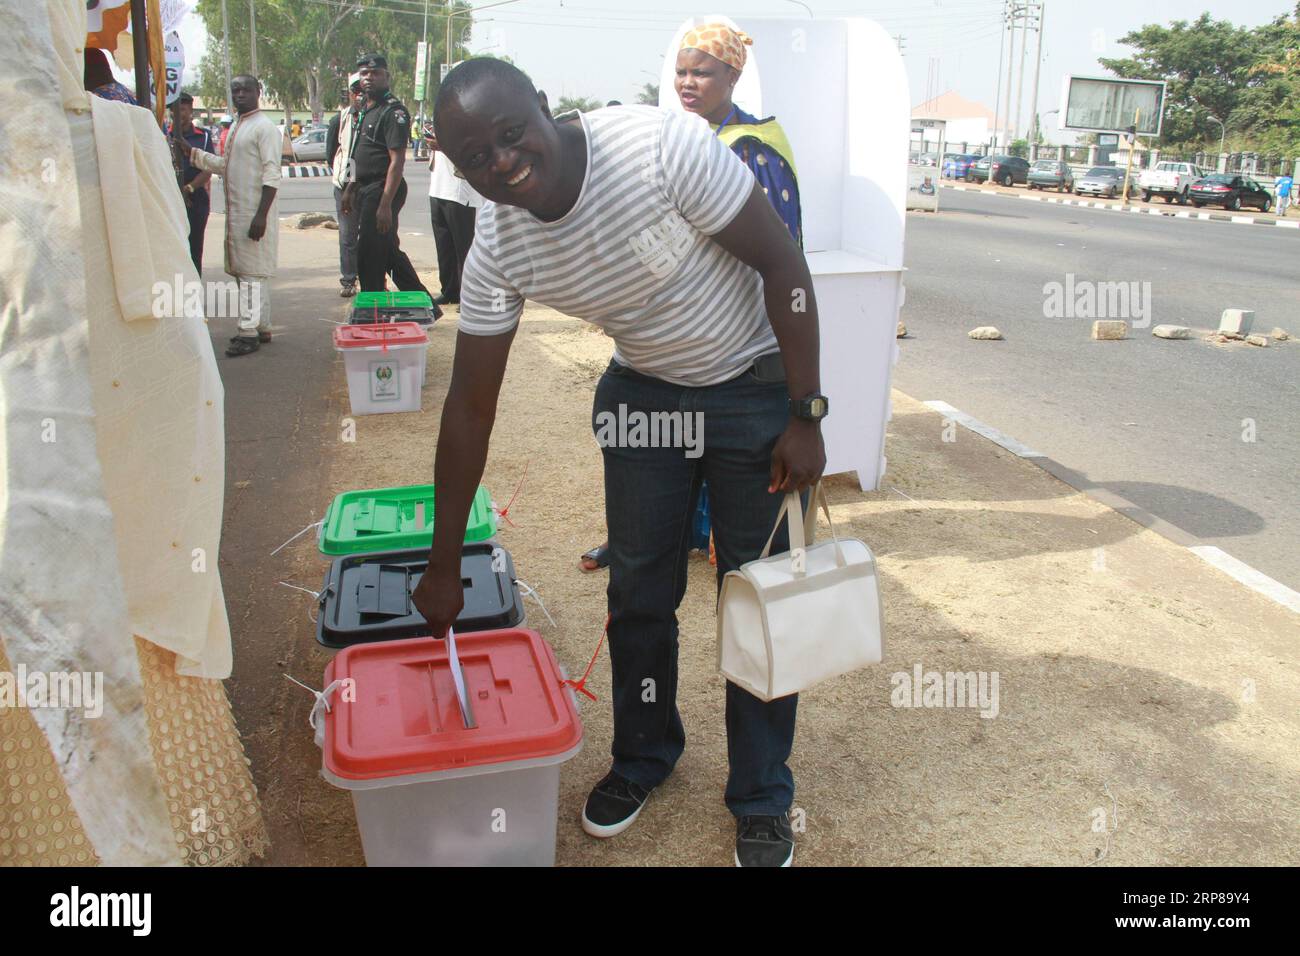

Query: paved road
(243, 168), (1300, 590)
(213, 156), (433, 218)
(899, 188), (1300, 589)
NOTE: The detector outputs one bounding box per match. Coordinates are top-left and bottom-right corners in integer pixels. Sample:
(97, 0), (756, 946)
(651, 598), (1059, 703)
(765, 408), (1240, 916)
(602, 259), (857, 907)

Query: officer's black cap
(177, 91), (193, 104)
(356, 54), (388, 70)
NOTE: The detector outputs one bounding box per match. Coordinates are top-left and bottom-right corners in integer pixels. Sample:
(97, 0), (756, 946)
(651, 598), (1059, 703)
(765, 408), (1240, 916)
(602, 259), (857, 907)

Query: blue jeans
(593, 357), (802, 817)
(333, 185), (358, 285)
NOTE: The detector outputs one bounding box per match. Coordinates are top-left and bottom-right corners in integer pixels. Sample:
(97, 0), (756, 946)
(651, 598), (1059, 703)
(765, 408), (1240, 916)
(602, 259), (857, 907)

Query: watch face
(810, 398), (827, 418)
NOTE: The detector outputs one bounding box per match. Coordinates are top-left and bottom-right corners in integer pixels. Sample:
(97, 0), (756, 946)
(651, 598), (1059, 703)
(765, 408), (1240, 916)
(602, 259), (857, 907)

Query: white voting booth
(660, 17), (908, 489)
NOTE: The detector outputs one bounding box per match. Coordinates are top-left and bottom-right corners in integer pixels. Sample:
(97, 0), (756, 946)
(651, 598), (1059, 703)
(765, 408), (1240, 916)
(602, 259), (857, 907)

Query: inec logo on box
(370, 360), (400, 402)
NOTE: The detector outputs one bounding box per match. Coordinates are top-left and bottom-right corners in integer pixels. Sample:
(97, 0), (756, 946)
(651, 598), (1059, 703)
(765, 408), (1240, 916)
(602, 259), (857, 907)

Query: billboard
(1058, 75), (1165, 136)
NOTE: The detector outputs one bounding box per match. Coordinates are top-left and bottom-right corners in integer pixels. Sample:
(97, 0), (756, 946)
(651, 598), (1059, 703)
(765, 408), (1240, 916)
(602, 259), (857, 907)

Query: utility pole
(249, 0), (257, 75)
(895, 34), (906, 55)
(1028, 2), (1045, 146)
(1013, 3), (1033, 143)
(220, 0), (233, 112)
(992, 1), (1010, 151)
(1002, 6), (1019, 148)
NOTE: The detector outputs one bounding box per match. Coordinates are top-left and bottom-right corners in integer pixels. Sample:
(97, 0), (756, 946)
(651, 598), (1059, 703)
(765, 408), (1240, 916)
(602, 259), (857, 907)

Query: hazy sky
(178, 0), (1293, 139)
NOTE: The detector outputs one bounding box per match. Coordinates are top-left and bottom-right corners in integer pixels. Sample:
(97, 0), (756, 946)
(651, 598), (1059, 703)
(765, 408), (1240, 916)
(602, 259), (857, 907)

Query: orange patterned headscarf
(680, 22), (753, 73)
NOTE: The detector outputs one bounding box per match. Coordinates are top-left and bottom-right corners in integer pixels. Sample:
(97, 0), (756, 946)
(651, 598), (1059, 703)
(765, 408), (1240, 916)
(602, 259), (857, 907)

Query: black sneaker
(581, 771), (652, 838)
(340, 281), (356, 297)
(225, 336), (260, 357)
(735, 814), (795, 867)
(432, 294), (458, 306)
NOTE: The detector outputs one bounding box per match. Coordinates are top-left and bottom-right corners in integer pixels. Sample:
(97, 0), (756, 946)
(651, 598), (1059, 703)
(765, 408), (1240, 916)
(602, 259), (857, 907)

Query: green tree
(636, 81), (659, 105)
(1098, 5), (1300, 155)
(552, 95), (603, 116)
(194, 0), (472, 122)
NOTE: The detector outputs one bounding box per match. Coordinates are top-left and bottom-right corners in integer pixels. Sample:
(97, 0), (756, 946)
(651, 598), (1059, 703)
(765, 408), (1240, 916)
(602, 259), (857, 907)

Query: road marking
(922, 400), (1045, 459)
(939, 184), (1298, 233)
(1189, 546), (1300, 614)
(922, 398), (1300, 615)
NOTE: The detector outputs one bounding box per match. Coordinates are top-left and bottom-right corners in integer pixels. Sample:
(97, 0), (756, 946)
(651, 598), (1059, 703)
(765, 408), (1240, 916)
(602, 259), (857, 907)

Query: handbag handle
(758, 482), (847, 570)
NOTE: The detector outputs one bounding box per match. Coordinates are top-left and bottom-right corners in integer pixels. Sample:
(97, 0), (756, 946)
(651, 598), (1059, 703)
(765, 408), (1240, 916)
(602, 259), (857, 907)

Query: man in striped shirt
(413, 58), (828, 867)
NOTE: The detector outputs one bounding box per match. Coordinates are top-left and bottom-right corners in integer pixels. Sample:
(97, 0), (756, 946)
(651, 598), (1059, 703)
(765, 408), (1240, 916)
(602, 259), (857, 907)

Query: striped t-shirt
(456, 105), (776, 387)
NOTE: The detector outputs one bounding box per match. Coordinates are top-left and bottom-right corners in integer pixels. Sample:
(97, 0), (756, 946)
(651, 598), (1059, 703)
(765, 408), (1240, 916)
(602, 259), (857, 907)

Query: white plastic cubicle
(660, 17), (908, 490)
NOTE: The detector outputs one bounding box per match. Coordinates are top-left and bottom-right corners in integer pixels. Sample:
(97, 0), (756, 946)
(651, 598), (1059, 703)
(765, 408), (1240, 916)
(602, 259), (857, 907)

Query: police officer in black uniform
(342, 53), (434, 300)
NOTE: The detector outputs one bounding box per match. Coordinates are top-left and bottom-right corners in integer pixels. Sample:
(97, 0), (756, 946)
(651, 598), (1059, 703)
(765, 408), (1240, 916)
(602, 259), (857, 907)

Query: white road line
(1197, 212), (1211, 220)
(1230, 215), (1255, 224)
(922, 400), (1300, 615)
(1176, 211), (1190, 218)
(922, 400), (1045, 458)
(1019, 194), (1041, 201)
(1189, 546), (1300, 614)
(1277, 220), (1300, 229)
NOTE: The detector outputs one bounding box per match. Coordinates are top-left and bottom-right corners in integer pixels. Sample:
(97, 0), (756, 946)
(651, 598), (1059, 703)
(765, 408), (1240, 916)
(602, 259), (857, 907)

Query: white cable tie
(516, 578), (556, 628)
(270, 519), (323, 556)
(278, 581), (321, 599)
(284, 673), (345, 730)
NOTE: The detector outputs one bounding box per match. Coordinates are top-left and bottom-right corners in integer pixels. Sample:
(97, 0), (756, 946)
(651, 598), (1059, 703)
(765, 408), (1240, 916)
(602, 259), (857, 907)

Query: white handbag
(717, 484), (884, 702)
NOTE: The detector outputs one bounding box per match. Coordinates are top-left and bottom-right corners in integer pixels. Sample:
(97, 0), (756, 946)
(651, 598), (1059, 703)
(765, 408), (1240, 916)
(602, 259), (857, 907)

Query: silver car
(1074, 166), (1126, 198)
(291, 128), (328, 163)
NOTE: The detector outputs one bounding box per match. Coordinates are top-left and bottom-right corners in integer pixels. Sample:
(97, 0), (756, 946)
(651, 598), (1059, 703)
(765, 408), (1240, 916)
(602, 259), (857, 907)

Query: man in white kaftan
(190, 74), (281, 357)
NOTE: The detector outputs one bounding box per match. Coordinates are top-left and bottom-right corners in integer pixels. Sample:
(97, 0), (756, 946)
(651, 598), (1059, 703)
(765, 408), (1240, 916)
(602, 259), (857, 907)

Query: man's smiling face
(436, 83), (564, 214)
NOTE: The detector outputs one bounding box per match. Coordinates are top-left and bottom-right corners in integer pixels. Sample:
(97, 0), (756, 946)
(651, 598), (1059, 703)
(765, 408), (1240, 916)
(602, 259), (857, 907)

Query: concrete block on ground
(968, 326), (1003, 340)
(897, 321), (908, 338)
(1245, 334), (1270, 347)
(1152, 324), (1190, 340)
(1270, 327), (1290, 341)
(1092, 320), (1128, 340)
(1218, 308), (1255, 335)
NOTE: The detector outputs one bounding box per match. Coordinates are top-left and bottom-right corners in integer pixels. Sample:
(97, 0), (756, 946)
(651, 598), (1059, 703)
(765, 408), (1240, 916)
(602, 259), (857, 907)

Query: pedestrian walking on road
(342, 53), (433, 300)
(426, 129), (483, 306)
(1276, 174), (1293, 217)
(328, 75), (365, 296)
(189, 74), (281, 357)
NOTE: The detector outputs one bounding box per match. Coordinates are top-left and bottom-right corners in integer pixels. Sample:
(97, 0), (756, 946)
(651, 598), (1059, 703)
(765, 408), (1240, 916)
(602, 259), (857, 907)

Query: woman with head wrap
(579, 22), (803, 572)
(675, 22), (802, 245)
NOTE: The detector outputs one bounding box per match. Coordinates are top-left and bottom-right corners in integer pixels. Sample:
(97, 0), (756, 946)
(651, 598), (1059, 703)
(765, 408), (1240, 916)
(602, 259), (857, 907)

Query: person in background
(426, 127), (484, 306)
(175, 92), (214, 273)
(1276, 173), (1293, 217)
(218, 116), (232, 155)
(327, 75), (365, 297)
(290, 118), (302, 138)
(342, 53), (434, 301)
(83, 46), (136, 104)
(189, 74), (281, 356)
(580, 22), (804, 572)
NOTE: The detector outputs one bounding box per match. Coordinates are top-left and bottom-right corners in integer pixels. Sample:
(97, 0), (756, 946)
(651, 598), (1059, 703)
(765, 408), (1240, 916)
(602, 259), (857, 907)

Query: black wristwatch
(789, 393), (829, 421)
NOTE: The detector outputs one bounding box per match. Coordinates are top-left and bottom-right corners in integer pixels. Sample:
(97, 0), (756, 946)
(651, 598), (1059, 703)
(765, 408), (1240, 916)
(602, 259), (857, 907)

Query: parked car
(968, 154), (1030, 186)
(1074, 166), (1126, 198)
(1027, 159), (1074, 192)
(916, 152), (940, 167)
(1188, 174), (1273, 211)
(292, 128), (328, 163)
(1138, 161), (1206, 204)
(943, 153), (981, 179)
